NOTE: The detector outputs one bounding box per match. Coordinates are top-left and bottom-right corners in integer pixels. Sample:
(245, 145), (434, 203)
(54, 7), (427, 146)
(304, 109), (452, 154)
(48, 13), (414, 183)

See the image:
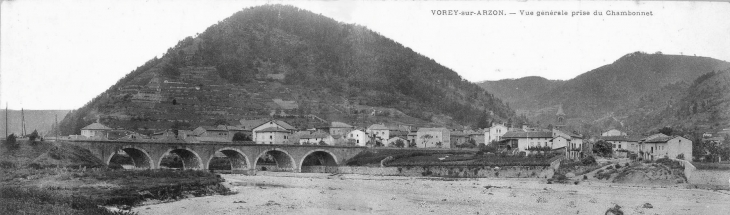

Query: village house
(485, 123), (509, 144)
(467, 129), (486, 145)
(407, 131), (417, 146)
(450, 130), (469, 147)
(601, 135), (639, 158)
(416, 128), (451, 148)
(191, 126), (231, 143)
(500, 131), (554, 154)
(639, 134), (692, 161)
(602, 129), (627, 137)
(252, 120), (296, 145)
(80, 123), (113, 138)
(346, 129), (369, 147)
(299, 132), (333, 145)
(366, 124), (390, 143)
(317, 122), (354, 136)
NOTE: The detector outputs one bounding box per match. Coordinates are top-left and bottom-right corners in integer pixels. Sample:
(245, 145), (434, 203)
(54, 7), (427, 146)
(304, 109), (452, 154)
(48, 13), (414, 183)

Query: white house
(366, 124), (389, 143)
(500, 131), (554, 153)
(80, 123), (112, 138)
(252, 120), (296, 144)
(346, 129), (369, 146)
(485, 124), (509, 144)
(640, 135), (692, 161)
(602, 129), (627, 137)
(416, 128), (451, 148)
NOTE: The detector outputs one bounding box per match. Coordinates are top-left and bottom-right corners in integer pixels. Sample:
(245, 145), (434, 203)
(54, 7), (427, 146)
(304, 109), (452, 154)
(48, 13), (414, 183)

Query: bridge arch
(106, 145), (154, 169)
(206, 147), (252, 171)
(254, 149), (297, 172)
(158, 147), (204, 170)
(299, 149), (339, 172)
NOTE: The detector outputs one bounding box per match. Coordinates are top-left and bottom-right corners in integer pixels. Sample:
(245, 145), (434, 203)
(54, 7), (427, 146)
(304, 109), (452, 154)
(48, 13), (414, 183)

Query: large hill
(58, 5), (520, 135)
(477, 76), (565, 107)
(479, 52), (730, 135)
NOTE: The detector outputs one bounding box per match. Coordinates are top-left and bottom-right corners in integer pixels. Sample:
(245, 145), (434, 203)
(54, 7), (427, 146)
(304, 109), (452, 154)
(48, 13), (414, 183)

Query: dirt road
(134, 172), (730, 215)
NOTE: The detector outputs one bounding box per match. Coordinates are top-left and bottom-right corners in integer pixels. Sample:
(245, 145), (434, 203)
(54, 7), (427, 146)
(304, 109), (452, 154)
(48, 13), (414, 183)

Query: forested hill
(478, 52), (730, 135)
(58, 5), (520, 135)
(477, 76), (565, 107)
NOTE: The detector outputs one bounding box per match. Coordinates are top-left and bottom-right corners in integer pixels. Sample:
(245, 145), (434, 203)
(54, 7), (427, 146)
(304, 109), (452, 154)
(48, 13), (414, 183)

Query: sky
(2, 0), (730, 110)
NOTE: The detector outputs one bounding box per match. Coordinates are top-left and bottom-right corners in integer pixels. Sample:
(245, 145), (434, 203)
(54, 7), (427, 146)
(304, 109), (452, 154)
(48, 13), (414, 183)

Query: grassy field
(1, 140), (232, 215)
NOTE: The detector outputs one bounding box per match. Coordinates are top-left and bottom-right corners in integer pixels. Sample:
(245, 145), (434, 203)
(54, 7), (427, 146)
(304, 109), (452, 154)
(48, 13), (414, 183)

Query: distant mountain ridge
(479, 52), (730, 135)
(58, 5), (521, 135)
(477, 76), (565, 106)
(1, 110), (70, 137)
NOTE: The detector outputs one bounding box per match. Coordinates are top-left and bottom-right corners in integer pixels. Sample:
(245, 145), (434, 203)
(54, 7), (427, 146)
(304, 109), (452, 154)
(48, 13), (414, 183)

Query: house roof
(601, 136), (638, 142)
(81, 123), (112, 130)
(643, 135), (686, 143)
(257, 127), (290, 133)
(501, 131), (553, 139)
(368, 124), (388, 130)
(239, 119), (268, 130)
(451, 131), (467, 137)
(417, 127), (449, 132)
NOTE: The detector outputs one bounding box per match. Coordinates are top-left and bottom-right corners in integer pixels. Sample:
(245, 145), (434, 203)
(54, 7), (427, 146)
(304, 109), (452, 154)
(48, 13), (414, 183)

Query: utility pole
(4, 103), (7, 139)
(55, 114), (58, 141)
(21, 108), (26, 136)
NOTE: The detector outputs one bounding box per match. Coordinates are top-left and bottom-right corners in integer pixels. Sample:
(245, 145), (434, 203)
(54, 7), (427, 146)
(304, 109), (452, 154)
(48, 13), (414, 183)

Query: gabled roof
(81, 123), (112, 130)
(253, 120), (296, 131)
(239, 119), (268, 130)
(643, 135), (688, 143)
(501, 131), (553, 139)
(257, 127), (290, 133)
(417, 127), (449, 132)
(601, 136), (638, 142)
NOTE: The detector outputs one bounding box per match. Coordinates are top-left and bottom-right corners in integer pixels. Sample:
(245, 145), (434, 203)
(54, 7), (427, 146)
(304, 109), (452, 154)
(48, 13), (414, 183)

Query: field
(1, 140), (231, 215)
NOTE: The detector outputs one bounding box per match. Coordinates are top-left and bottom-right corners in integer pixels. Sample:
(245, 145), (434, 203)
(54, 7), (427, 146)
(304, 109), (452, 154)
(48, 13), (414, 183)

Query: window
(270, 135), (272, 139)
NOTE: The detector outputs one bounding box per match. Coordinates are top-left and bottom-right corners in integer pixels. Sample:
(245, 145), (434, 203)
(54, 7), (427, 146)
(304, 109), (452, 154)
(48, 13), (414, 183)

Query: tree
(435, 141), (443, 148)
(394, 139), (405, 148)
(232, 132), (252, 141)
(658, 126), (673, 136)
(318, 140), (327, 145)
(593, 140), (613, 157)
(4, 134), (18, 149)
(420, 134), (433, 148)
(28, 130), (39, 141)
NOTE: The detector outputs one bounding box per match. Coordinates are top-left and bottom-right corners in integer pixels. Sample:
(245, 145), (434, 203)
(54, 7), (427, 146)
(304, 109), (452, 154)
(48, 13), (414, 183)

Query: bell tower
(555, 105), (566, 130)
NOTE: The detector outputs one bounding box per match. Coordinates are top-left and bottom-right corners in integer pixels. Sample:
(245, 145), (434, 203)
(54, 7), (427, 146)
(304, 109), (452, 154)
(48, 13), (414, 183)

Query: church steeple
(555, 105), (566, 129)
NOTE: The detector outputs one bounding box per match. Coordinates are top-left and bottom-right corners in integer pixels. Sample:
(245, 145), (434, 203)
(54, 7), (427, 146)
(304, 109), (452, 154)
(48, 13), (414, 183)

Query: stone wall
(300, 165), (554, 178)
(688, 170), (730, 187)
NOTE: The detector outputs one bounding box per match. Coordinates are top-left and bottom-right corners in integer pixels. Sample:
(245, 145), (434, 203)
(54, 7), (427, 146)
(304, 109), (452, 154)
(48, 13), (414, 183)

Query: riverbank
(134, 172), (730, 215)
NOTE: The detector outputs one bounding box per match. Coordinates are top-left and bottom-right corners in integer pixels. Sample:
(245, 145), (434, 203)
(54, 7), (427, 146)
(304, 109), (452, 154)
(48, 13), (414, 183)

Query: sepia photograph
(1, 0), (729, 214)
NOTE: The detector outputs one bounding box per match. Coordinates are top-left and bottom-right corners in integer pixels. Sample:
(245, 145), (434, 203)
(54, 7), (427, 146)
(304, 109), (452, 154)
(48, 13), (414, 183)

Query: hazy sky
(2, 0), (729, 110)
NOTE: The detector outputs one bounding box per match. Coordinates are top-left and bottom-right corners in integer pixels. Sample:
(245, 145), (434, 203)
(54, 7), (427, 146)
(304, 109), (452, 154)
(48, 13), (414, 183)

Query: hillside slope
(477, 76), (565, 107)
(58, 5), (519, 135)
(479, 52), (730, 134)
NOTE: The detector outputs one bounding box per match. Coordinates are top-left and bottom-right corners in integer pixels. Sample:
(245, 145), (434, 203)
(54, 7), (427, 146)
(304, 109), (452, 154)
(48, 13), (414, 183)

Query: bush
(581, 156), (596, 165)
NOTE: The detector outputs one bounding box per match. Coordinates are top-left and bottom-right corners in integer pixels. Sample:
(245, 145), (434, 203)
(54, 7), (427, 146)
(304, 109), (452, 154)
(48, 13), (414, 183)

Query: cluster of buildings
(597, 129), (693, 161)
(71, 104), (694, 161)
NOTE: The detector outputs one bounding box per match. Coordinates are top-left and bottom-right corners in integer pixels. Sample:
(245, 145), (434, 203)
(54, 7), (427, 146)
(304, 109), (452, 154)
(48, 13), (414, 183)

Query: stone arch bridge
(66, 140), (366, 173)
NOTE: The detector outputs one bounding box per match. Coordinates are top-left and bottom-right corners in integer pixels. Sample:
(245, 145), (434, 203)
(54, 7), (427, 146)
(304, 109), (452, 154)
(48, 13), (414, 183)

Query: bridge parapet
(63, 140), (366, 172)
